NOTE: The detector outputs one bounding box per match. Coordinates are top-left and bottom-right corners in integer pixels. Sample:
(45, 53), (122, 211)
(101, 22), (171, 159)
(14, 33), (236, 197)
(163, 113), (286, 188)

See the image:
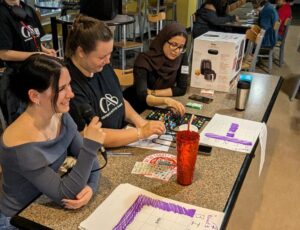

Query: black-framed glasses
(167, 41), (187, 54)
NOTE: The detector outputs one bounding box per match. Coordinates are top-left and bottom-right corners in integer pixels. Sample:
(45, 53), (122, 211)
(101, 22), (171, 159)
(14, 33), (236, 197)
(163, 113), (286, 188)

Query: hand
(164, 98), (185, 116)
(43, 48), (57, 57)
(140, 120), (165, 138)
(136, 118), (148, 128)
(83, 116), (106, 144)
(62, 186), (93, 209)
(235, 15), (240, 22)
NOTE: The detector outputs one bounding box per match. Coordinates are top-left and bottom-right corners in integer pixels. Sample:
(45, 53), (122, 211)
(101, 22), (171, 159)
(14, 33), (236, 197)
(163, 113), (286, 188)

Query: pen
(107, 152), (133, 156)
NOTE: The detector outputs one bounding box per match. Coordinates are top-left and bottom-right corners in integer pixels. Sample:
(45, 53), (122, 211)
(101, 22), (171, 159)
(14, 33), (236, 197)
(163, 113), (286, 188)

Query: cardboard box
(191, 31), (245, 92)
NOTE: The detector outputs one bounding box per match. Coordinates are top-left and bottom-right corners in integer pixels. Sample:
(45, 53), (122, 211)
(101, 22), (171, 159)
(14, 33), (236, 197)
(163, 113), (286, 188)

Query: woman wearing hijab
(192, 0), (238, 38)
(123, 22), (188, 115)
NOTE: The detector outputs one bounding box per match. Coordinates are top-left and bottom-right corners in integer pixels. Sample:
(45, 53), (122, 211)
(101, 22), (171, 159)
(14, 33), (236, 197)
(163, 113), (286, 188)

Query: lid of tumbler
(237, 80), (251, 89)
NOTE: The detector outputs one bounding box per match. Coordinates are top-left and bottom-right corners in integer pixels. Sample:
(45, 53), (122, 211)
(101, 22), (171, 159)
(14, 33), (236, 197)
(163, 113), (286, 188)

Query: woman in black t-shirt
(0, 0), (56, 69)
(65, 15), (165, 148)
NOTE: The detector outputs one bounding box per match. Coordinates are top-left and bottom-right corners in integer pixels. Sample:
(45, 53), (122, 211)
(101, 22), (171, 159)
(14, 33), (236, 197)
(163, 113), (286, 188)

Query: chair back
(251, 25), (261, 35)
(250, 29), (265, 71)
(147, 11), (166, 24)
(243, 27), (265, 72)
(147, 12), (166, 43)
(114, 69), (134, 87)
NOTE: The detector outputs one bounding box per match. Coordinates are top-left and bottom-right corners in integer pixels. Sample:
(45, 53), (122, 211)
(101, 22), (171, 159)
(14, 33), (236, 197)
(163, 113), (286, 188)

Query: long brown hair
(65, 14), (113, 58)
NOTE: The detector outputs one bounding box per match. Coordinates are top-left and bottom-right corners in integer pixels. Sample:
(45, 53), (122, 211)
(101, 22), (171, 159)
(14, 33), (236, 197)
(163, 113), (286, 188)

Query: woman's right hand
(140, 120), (165, 139)
(83, 117), (106, 144)
(164, 98), (185, 116)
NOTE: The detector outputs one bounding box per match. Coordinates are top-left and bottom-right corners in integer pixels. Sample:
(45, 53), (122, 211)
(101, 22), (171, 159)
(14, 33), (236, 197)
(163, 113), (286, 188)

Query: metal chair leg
(122, 49), (126, 71)
(290, 78), (300, 101)
(279, 45), (284, 67)
(268, 49), (273, 73)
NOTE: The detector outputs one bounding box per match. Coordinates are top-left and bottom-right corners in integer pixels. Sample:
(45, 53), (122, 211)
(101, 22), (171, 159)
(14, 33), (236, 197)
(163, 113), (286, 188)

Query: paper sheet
(200, 114), (264, 153)
(79, 184), (224, 230)
(126, 127), (170, 152)
(259, 123), (268, 176)
(131, 162), (174, 181)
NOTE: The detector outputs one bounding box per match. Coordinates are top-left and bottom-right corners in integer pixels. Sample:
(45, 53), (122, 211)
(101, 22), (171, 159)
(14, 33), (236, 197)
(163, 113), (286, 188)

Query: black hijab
(134, 22), (187, 89)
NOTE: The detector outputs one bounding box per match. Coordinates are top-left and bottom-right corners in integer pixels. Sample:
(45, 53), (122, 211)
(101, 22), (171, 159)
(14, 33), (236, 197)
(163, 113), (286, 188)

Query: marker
(205, 133), (252, 146)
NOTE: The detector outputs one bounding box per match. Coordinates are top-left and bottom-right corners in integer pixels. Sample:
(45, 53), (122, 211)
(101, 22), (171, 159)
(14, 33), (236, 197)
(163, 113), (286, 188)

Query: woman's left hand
(62, 186), (93, 209)
(164, 98), (185, 116)
(44, 48), (57, 57)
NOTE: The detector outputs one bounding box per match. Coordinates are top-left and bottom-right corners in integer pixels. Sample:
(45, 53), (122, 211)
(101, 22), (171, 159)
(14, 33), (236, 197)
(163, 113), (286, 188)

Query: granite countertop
(17, 73), (281, 229)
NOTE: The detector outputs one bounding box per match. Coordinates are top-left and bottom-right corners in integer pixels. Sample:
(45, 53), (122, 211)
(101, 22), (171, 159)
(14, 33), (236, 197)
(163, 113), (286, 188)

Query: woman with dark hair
(65, 15), (165, 148)
(0, 54), (105, 229)
(192, 0), (239, 38)
(123, 22), (188, 115)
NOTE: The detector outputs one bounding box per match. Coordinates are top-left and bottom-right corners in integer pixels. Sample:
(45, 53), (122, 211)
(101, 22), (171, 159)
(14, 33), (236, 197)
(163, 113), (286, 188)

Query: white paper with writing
(79, 184), (224, 230)
(200, 114), (264, 153)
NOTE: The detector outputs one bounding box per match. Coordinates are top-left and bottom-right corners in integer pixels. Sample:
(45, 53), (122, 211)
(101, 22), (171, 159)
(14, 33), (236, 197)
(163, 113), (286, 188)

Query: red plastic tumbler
(176, 130), (200, 186)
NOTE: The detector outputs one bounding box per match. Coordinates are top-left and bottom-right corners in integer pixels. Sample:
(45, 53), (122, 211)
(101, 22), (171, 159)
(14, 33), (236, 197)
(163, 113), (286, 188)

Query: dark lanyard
(20, 20), (40, 51)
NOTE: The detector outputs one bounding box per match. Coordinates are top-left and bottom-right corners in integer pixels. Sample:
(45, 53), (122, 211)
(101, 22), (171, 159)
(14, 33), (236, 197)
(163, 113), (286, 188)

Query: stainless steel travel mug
(235, 80), (251, 111)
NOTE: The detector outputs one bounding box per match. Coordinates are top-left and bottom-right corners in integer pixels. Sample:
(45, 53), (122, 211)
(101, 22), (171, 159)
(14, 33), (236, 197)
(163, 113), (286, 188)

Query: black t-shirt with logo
(67, 60), (126, 131)
(0, 2), (44, 68)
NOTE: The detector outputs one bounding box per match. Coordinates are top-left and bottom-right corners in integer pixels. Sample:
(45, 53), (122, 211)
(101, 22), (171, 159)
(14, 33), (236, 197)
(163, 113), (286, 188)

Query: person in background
(276, 0), (292, 40)
(65, 15), (165, 148)
(0, 0), (56, 69)
(0, 0), (57, 125)
(124, 23), (188, 115)
(192, 0), (239, 38)
(258, 0), (279, 47)
(0, 54), (105, 229)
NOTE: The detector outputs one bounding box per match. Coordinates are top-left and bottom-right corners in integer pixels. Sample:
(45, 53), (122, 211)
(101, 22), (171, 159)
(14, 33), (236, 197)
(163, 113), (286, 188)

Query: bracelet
(137, 128), (142, 140)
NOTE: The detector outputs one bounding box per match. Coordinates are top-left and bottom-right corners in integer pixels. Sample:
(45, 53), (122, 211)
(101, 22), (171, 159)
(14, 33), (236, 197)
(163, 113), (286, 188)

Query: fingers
(62, 198), (82, 209)
(148, 121), (166, 135)
(153, 121), (166, 135)
(62, 187), (93, 209)
(89, 116), (101, 127)
(172, 101), (185, 116)
(76, 186), (92, 200)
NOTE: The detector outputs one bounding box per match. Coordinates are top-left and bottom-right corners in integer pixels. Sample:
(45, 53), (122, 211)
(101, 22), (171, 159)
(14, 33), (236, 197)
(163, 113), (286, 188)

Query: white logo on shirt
(21, 25), (40, 42)
(99, 94), (119, 114)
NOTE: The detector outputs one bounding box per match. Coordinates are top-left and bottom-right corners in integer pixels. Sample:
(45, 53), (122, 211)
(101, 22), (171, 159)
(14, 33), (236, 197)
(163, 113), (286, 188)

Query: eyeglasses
(167, 41), (187, 54)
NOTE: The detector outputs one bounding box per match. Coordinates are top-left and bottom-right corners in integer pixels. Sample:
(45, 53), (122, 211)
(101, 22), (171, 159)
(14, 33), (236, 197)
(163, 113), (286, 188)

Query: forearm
(102, 127), (140, 147)
(146, 94), (168, 107)
(0, 50), (38, 62)
(22, 138), (101, 204)
(149, 88), (173, 97)
(124, 100), (146, 127)
(87, 159), (100, 193)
